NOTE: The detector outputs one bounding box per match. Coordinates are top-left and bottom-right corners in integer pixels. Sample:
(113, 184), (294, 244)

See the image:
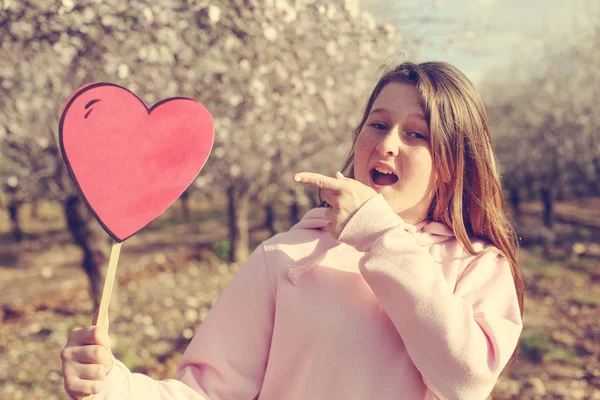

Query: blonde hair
(340, 61), (524, 366)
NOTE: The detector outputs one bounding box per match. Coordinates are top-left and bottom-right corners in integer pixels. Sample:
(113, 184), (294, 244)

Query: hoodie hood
(286, 206), (455, 285)
(291, 207), (455, 246)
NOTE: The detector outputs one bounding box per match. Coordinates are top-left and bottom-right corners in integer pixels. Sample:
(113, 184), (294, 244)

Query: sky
(363, 0), (599, 86)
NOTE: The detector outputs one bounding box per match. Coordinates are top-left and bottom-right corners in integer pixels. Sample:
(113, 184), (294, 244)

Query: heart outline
(59, 82), (214, 242)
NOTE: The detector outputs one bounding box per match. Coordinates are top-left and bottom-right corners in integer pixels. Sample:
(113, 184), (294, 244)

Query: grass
(568, 294), (600, 308)
(30, 383), (42, 392)
(64, 321), (79, 334)
(212, 239), (231, 261)
(531, 245), (546, 256)
(568, 258), (598, 273)
(145, 205), (227, 230)
(520, 328), (580, 366)
(114, 345), (145, 372)
(523, 259), (563, 278)
(523, 258), (590, 284)
(544, 347), (580, 365)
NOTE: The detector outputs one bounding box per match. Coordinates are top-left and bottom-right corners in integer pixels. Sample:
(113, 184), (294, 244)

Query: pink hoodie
(95, 195), (522, 400)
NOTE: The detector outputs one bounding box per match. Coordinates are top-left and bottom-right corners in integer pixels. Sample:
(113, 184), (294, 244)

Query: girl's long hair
(340, 61), (524, 366)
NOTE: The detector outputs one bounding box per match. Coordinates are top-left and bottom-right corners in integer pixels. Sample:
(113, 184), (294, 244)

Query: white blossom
(213, 147), (225, 159)
(7, 176), (19, 188)
(208, 5), (221, 24)
(142, 7), (154, 23)
(239, 59), (251, 71)
(118, 63), (130, 79)
(264, 26), (278, 42)
(250, 79), (265, 93)
(344, 0), (360, 18)
(325, 41), (337, 56)
(229, 164), (241, 177)
(61, 0), (75, 12)
(228, 93), (243, 106)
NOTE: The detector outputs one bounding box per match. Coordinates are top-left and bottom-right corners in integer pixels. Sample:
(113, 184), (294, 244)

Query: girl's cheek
(355, 132), (369, 148)
(354, 135), (371, 161)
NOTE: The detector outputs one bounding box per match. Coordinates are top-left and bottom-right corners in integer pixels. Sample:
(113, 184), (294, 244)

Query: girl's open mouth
(371, 167), (399, 186)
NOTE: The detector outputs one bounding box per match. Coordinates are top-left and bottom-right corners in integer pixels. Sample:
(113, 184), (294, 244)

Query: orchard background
(1, 1), (599, 398)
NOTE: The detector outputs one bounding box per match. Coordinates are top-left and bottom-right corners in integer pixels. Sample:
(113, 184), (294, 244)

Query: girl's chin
(372, 182), (399, 194)
(378, 191), (406, 210)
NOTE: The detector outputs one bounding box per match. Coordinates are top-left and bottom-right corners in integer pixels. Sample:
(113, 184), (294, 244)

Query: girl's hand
(61, 314), (113, 399)
(294, 171), (377, 238)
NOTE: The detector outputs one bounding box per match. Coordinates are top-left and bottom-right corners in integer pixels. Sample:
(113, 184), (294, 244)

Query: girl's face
(353, 82), (437, 224)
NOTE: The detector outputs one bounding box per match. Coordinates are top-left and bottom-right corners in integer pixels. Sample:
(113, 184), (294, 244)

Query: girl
(61, 61), (524, 400)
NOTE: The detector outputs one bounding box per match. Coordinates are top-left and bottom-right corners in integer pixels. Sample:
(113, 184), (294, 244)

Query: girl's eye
(370, 122), (388, 130)
(408, 131), (426, 140)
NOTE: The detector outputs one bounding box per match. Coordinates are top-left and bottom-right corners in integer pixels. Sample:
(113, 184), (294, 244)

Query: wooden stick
(83, 241), (122, 400)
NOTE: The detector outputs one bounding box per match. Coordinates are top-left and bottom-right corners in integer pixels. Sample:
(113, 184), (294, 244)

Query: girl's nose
(376, 129), (400, 157)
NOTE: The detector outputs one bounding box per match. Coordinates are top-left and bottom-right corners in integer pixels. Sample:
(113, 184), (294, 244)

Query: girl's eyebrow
(370, 107), (427, 122)
(369, 107), (388, 115)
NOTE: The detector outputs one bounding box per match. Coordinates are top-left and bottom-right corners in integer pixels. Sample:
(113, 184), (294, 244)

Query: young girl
(61, 61), (524, 400)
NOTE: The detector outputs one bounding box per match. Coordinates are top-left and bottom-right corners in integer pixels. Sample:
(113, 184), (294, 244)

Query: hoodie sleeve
(337, 195), (522, 400)
(94, 244), (275, 400)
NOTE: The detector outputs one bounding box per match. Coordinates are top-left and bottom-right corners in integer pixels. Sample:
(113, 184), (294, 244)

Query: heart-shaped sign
(59, 82), (214, 242)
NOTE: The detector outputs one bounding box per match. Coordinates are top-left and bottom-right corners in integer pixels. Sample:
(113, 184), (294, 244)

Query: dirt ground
(1, 199), (599, 399)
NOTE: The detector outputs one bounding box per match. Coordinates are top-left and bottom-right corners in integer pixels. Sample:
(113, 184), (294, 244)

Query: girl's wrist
(337, 194), (405, 251)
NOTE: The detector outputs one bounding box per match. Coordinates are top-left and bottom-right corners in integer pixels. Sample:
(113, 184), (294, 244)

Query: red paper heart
(59, 83), (214, 242)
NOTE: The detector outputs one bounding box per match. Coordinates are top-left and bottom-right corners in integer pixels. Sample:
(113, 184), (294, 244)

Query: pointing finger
(293, 172), (342, 192)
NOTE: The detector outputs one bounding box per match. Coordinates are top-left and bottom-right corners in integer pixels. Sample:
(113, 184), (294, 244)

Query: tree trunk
(8, 201), (23, 242)
(290, 199), (301, 225)
(179, 190), (190, 220)
(526, 177), (536, 200)
(227, 186), (250, 263)
(30, 200), (39, 220)
(63, 195), (114, 310)
(509, 187), (521, 217)
(593, 156), (600, 196)
(265, 203), (277, 237)
(556, 186), (565, 201)
(540, 187), (554, 229)
(309, 192), (320, 208)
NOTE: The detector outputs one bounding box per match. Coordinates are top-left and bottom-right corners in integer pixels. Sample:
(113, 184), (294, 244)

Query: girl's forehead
(372, 82), (426, 117)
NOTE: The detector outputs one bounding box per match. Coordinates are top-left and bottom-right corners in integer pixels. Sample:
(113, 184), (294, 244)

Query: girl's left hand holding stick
(294, 171), (377, 238)
(61, 308), (114, 399)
